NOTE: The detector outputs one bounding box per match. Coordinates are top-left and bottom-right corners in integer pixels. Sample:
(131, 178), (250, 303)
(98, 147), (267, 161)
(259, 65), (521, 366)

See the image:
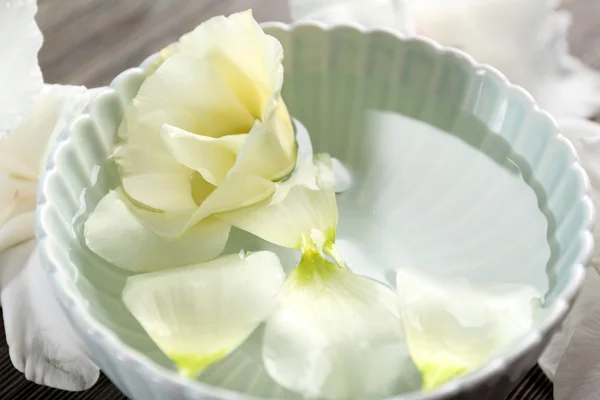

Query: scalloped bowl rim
(35, 21), (595, 400)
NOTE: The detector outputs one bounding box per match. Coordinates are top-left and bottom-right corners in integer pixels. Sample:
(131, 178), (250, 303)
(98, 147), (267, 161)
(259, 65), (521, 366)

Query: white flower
(84, 10), (298, 271)
(396, 267), (540, 389)
(0, 85), (101, 390)
(539, 267), (600, 400)
(114, 10), (296, 238)
(0, 0), (43, 139)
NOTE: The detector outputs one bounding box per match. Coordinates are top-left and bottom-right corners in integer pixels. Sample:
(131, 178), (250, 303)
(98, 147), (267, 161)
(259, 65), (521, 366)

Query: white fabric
(537, 118), (600, 399)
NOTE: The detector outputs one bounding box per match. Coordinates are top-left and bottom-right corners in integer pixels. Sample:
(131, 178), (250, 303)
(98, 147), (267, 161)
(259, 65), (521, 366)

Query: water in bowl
(70, 110), (552, 398)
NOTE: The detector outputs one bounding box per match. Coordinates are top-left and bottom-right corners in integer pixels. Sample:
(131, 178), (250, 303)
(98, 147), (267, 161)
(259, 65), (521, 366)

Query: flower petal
(179, 172), (276, 233)
(1, 85), (101, 181)
(160, 124), (245, 186)
(263, 249), (419, 398)
(0, 212), (35, 254)
(115, 113), (205, 214)
(145, 43), (180, 76)
(122, 251), (285, 378)
(396, 267), (540, 389)
(270, 155), (319, 205)
(219, 154), (337, 249)
(84, 190), (230, 272)
(269, 117), (318, 205)
(0, 85), (100, 249)
(116, 52), (264, 215)
(229, 101), (296, 182)
(293, 118), (313, 161)
(408, 0), (600, 119)
(177, 10), (283, 116)
(0, 0), (43, 139)
(0, 241), (99, 390)
(124, 53), (255, 138)
(120, 171), (271, 240)
(177, 10), (296, 180)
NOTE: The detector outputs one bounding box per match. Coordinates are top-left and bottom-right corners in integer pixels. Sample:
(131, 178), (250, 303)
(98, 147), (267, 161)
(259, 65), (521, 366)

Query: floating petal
(396, 267), (540, 389)
(263, 247), (418, 399)
(123, 251), (285, 378)
(160, 124), (245, 186)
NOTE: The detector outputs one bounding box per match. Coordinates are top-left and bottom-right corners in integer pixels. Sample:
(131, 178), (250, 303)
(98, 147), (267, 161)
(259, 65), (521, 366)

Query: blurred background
(36, 0), (599, 92)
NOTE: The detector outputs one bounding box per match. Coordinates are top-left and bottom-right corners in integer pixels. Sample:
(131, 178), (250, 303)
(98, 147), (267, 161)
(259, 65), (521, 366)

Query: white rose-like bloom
(116, 10), (296, 237)
(0, 85), (101, 390)
(85, 10), (298, 271)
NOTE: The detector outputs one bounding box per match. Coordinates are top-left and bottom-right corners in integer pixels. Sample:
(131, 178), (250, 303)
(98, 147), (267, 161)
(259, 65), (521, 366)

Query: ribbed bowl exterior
(36, 22), (593, 400)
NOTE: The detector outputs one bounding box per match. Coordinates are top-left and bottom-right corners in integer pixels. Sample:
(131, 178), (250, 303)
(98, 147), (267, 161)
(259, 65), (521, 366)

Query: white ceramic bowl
(36, 22), (594, 400)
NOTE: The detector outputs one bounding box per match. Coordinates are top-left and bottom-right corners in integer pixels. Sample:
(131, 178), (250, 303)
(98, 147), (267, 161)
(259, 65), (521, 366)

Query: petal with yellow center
(122, 251), (285, 378)
(177, 10), (281, 117)
(219, 154), (337, 249)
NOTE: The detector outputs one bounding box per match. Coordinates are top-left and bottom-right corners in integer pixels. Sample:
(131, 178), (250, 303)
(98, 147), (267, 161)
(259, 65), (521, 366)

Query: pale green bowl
(36, 22), (593, 400)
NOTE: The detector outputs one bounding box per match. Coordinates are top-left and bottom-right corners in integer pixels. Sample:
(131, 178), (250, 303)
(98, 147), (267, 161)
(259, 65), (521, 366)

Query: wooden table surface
(2, 0), (598, 398)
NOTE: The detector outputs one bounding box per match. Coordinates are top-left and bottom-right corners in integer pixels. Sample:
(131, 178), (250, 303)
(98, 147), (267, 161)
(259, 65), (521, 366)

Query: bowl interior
(50, 26), (589, 398)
